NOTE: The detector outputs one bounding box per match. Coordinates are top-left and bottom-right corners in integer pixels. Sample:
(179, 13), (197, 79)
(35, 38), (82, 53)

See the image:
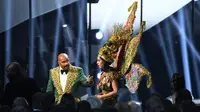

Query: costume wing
(125, 63), (152, 93)
(111, 1), (140, 72)
(125, 64), (141, 93)
(120, 21), (146, 75)
(99, 1), (152, 93)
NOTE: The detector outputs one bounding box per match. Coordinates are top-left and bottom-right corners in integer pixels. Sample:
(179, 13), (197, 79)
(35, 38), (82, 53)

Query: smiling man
(46, 53), (93, 104)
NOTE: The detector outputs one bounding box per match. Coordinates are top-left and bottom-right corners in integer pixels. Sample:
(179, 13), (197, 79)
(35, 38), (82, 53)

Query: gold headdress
(98, 1), (138, 65)
(98, 24), (127, 63)
(98, 1), (152, 90)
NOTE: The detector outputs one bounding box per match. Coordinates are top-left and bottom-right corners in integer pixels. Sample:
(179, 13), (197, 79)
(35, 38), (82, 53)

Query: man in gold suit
(46, 53), (93, 104)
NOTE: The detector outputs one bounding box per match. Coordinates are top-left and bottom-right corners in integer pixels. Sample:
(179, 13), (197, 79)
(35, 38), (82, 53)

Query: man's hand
(87, 75), (94, 84)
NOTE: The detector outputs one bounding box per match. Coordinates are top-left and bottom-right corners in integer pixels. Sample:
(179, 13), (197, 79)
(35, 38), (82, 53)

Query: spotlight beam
(52, 13), (61, 68)
(5, 0), (12, 84)
(28, 0), (35, 78)
(76, 1), (86, 67)
(165, 23), (177, 72)
(171, 17), (200, 62)
(53, 0), (75, 68)
(178, 10), (192, 93)
(157, 26), (173, 77)
(191, 0), (200, 97)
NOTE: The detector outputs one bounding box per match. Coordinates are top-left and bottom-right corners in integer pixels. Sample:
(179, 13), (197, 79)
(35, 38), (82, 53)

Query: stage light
(89, 29), (104, 45)
(96, 31), (103, 39)
(62, 24), (67, 28)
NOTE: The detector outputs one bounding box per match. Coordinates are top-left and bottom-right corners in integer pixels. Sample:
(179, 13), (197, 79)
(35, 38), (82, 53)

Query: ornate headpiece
(97, 1), (152, 93)
(98, 1), (138, 65)
(98, 25), (127, 63)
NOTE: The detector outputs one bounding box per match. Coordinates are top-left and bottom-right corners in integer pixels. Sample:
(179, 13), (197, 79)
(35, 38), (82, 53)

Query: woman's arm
(96, 80), (118, 99)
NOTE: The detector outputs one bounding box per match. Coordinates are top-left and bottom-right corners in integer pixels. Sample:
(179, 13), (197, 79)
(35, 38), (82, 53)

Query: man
(2, 62), (40, 107)
(46, 53), (93, 104)
(167, 73), (194, 103)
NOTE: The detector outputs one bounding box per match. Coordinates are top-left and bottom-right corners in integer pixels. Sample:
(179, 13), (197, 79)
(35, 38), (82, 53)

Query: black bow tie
(61, 70), (68, 74)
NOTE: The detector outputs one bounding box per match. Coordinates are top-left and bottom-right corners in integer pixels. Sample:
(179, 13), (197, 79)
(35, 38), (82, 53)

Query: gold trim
(51, 67), (63, 95)
(125, 1), (138, 33)
(64, 65), (78, 93)
(51, 65), (79, 104)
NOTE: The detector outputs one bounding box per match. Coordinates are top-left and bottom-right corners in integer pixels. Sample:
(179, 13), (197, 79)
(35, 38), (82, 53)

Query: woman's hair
(100, 57), (115, 72)
(5, 62), (24, 82)
(100, 57), (112, 65)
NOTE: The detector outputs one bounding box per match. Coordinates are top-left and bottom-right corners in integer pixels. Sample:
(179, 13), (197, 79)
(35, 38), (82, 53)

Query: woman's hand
(97, 80), (118, 100)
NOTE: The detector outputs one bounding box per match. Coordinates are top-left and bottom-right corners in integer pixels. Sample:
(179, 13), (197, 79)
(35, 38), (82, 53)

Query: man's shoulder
(70, 65), (82, 71)
(50, 67), (59, 72)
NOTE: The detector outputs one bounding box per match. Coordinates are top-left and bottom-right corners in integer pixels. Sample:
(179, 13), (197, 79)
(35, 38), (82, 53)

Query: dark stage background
(0, 0), (200, 102)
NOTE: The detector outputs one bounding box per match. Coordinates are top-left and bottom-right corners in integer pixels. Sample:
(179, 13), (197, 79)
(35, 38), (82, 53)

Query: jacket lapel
(64, 65), (78, 93)
(51, 67), (63, 95)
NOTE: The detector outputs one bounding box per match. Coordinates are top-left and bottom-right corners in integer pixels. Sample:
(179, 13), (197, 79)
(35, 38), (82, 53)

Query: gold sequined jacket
(46, 65), (93, 104)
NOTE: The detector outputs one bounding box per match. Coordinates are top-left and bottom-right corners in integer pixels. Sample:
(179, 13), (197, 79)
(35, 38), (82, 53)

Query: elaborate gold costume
(97, 70), (119, 99)
(98, 1), (152, 94)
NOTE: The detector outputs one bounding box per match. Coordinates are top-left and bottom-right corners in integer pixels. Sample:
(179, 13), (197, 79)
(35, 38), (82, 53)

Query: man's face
(58, 56), (70, 70)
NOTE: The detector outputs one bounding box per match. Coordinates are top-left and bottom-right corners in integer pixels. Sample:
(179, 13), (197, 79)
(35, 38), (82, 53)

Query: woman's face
(97, 57), (104, 69)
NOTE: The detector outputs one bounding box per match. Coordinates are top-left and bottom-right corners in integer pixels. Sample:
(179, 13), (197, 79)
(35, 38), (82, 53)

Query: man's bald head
(58, 53), (69, 61)
(58, 53), (70, 70)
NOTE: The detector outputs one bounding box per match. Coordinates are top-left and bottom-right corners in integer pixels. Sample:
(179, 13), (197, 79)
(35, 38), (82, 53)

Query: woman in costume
(95, 56), (119, 100)
(95, 1), (152, 101)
